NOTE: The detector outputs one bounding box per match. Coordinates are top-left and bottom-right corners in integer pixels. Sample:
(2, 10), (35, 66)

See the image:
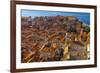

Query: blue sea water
(21, 9), (90, 25)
